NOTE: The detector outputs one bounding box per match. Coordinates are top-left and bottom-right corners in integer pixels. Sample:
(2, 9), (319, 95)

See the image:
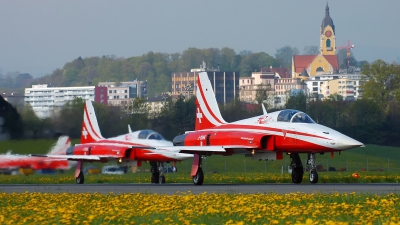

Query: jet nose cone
(337, 136), (363, 150)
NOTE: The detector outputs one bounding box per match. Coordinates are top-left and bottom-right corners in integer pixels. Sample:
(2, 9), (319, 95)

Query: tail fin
(195, 72), (227, 130)
(48, 136), (72, 155)
(81, 100), (104, 144)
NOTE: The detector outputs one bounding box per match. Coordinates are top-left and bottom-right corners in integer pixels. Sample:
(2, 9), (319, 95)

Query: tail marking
(195, 72), (227, 130)
(81, 100), (104, 143)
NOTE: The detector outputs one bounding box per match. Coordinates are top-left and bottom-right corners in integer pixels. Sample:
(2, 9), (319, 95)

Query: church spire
(325, 3), (330, 16)
(321, 2), (335, 34)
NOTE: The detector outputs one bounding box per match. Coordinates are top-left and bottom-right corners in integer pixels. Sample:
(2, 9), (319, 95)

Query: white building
(98, 80), (147, 106)
(239, 71), (279, 104)
(239, 70), (308, 109)
(24, 84), (95, 118)
(304, 74), (366, 100)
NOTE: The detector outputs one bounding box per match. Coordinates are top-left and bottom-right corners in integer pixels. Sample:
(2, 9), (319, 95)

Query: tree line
(1, 47), (398, 146)
(2, 59), (400, 147)
(1, 46), (367, 99)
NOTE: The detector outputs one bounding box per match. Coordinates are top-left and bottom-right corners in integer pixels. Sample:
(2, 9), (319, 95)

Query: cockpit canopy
(277, 109), (315, 123)
(137, 130), (165, 140)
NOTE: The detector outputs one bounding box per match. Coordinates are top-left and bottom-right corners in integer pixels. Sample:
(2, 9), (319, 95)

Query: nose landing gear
(307, 153), (318, 184)
(150, 162), (166, 184)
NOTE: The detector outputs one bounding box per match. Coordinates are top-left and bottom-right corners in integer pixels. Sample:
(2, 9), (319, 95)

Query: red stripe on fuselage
(95, 139), (148, 147)
(200, 124), (332, 141)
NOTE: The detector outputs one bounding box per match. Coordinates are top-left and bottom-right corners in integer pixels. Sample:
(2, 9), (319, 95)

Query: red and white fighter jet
(1, 136), (73, 173)
(32, 99), (226, 184)
(173, 72), (363, 184)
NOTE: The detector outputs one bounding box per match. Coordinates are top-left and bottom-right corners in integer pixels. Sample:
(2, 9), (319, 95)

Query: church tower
(320, 3), (336, 55)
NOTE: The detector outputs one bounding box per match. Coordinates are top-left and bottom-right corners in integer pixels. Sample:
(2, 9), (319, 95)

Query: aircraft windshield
(277, 109), (315, 123)
(138, 130), (165, 140)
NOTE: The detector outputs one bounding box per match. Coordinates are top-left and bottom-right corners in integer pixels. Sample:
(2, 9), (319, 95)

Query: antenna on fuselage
(128, 125), (133, 133)
(262, 103), (267, 115)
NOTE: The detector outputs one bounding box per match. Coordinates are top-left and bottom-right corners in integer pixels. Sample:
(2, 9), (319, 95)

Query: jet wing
(139, 146), (227, 152)
(30, 154), (118, 161)
(142, 145), (257, 152)
(143, 151), (193, 160)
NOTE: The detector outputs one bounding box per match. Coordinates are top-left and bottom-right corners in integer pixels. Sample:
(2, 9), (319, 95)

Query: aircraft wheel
(151, 173), (160, 184)
(193, 168), (204, 185)
(76, 171), (84, 184)
(309, 169), (318, 184)
(159, 176), (166, 184)
(291, 167), (303, 184)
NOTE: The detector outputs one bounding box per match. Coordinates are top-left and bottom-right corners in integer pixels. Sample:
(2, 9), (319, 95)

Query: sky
(1, 0), (400, 78)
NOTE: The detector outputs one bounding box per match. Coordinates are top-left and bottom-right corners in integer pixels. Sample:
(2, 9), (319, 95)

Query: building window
(326, 39), (331, 48)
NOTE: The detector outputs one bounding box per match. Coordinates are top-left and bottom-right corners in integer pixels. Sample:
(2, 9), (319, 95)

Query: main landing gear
(290, 153), (304, 184)
(192, 154), (204, 185)
(76, 171), (84, 184)
(150, 162), (165, 184)
(76, 160), (84, 184)
(290, 153), (319, 184)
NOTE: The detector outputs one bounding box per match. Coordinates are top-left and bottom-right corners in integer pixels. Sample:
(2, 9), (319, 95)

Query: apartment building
(171, 61), (239, 104)
(305, 74), (365, 100)
(24, 84), (107, 118)
(98, 80), (147, 106)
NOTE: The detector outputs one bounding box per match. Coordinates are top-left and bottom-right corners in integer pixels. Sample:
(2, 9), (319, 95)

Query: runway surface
(1, 183), (400, 194)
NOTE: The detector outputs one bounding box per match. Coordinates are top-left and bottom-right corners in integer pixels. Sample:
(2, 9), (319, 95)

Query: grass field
(1, 138), (400, 185)
(1, 138), (400, 172)
(0, 140), (400, 184)
(0, 192), (399, 224)
(1, 140), (400, 224)
(1, 171), (400, 185)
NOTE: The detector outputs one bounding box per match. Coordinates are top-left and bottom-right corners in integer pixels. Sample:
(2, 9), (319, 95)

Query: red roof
(260, 67), (289, 78)
(293, 55), (317, 73)
(293, 55), (339, 73)
(323, 55), (339, 70)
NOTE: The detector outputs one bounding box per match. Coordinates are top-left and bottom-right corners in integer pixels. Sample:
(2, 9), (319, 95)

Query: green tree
(20, 103), (41, 138)
(240, 52), (276, 77)
(219, 48), (238, 71)
(255, 83), (272, 106)
(361, 60), (400, 114)
(0, 95), (23, 140)
(285, 91), (306, 112)
(341, 99), (384, 144)
(52, 98), (85, 138)
(303, 45), (319, 55)
(275, 45), (299, 69)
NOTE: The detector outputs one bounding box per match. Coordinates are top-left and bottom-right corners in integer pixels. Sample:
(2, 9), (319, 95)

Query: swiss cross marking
(196, 108), (203, 123)
(82, 127), (88, 139)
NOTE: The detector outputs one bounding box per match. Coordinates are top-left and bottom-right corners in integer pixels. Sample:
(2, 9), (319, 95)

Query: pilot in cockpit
(292, 113), (313, 123)
(138, 130), (165, 140)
